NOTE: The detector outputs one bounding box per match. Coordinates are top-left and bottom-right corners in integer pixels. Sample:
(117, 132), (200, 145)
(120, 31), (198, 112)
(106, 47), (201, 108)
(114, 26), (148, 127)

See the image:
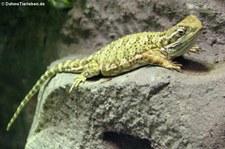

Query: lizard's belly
(99, 54), (149, 76)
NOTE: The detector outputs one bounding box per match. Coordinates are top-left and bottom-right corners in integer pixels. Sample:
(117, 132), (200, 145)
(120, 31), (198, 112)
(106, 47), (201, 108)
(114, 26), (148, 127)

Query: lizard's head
(162, 15), (203, 58)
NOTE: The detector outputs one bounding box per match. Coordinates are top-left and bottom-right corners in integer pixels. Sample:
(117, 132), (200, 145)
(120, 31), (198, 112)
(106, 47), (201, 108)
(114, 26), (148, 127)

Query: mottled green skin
(7, 15), (202, 131)
(92, 32), (162, 75)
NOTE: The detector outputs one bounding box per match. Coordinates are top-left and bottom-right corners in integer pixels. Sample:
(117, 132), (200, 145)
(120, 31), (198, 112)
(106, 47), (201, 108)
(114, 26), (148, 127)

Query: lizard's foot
(188, 46), (204, 53)
(69, 75), (86, 93)
(163, 61), (182, 72)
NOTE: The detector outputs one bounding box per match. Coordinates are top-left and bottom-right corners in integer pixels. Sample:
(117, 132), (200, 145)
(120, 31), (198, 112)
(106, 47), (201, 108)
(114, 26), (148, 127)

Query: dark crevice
(102, 131), (153, 149)
(148, 82), (170, 97)
(174, 56), (211, 73)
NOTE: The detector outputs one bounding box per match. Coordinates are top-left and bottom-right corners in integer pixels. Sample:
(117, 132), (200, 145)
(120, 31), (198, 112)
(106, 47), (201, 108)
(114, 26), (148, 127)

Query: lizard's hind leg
(69, 60), (100, 93)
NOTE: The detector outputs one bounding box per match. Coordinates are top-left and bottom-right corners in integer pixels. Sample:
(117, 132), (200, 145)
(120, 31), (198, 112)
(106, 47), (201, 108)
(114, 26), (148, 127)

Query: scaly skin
(7, 15), (203, 131)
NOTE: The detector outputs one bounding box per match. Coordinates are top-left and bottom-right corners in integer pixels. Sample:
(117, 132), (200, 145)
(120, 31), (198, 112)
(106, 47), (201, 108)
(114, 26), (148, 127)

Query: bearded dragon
(6, 15), (203, 131)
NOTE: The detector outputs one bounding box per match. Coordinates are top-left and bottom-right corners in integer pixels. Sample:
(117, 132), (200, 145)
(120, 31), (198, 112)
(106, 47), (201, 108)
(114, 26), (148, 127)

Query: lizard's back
(90, 32), (160, 76)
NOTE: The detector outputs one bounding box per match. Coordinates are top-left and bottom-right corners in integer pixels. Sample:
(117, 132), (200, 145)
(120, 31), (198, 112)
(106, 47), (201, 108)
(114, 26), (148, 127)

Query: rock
(25, 62), (225, 149)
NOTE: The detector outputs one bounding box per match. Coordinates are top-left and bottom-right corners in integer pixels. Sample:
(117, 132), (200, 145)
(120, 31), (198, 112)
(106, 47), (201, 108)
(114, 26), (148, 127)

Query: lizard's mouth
(168, 28), (203, 59)
(165, 15), (203, 59)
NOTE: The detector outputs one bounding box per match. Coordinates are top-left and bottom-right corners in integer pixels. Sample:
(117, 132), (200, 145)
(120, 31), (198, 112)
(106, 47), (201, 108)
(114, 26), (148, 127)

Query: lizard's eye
(176, 27), (186, 35)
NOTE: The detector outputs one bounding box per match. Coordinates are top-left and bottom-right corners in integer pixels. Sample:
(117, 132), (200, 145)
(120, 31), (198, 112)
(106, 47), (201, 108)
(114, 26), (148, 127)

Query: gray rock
(25, 62), (225, 149)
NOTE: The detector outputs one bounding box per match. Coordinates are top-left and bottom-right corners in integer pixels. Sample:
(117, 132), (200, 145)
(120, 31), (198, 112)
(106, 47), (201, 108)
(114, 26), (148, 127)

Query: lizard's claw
(69, 75), (86, 93)
(168, 62), (182, 72)
(189, 46), (204, 53)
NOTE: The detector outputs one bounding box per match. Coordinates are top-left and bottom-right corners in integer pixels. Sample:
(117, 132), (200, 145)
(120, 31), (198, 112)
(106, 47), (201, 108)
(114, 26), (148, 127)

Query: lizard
(6, 15), (203, 131)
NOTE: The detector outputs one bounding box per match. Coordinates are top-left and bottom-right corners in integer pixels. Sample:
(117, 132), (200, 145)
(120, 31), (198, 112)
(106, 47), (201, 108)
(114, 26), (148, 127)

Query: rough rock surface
(26, 0), (225, 149)
(26, 64), (225, 149)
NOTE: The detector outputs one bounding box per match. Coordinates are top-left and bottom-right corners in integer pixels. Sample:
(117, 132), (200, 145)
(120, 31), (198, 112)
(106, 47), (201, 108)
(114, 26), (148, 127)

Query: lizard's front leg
(142, 49), (182, 71)
(69, 60), (100, 93)
(188, 45), (203, 53)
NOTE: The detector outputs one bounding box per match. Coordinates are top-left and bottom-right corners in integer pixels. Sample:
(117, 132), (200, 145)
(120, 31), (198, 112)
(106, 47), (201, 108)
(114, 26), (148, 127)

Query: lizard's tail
(6, 59), (79, 131)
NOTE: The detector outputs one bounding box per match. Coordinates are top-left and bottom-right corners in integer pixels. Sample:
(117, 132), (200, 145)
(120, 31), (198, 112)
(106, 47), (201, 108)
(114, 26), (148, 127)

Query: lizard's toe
(69, 75), (87, 93)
